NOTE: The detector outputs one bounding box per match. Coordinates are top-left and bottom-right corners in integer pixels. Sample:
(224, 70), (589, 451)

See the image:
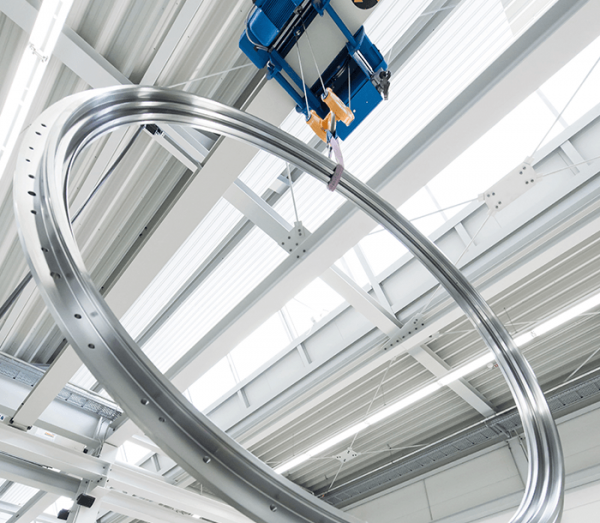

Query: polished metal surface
(14, 86), (564, 523)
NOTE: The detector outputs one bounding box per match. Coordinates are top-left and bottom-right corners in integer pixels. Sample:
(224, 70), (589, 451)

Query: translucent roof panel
(187, 357), (236, 412)
(116, 440), (152, 465)
(0, 483), (39, 506)
(44, 497), (73, 517)
(122, 199), (244, 340)
(230, 313), (291, 382)
(426, 92), (558, 212)
(144, 227), (287, 373)
(537, 35), (600, 127)
(358, 228), (408, 278)
(283, 279), (345, 338)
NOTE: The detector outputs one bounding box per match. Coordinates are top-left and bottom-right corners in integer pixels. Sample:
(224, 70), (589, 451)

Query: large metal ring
(14, 86), (563, 523)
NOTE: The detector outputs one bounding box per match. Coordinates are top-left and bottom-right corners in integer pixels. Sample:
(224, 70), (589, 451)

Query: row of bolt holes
(519, 165), (535, 185)
(29, 128), (97, 352)
(384, 322), (425, 349)
(29, 125), (285, 513)
(282, 229), (306, 259)
(485, 166), (535, 209)
(26, 125), (46, 214)
(135, 398), (281, 514)
(28, 141), (246, 498)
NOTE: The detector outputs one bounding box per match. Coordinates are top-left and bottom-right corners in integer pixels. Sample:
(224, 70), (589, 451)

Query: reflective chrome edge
(14, 86), (563, 523)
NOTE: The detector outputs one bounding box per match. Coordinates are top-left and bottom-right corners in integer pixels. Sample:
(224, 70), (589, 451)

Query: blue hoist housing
(239, 0), (389, 140)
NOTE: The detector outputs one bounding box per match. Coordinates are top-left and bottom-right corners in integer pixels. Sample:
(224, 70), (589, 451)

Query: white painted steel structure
(0, 1), (600, 523)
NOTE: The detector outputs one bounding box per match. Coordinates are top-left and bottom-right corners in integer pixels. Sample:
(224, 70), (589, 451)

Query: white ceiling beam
(0, 452), (79, 497)
(98, 490), (201, 523)
(321, 267), (402, 338)
(5, 491), (60, 523)
(223, 180), (293, 243)
(0, 423), (250, 523)
(408, 345), (495, 417)
(8, 346), (82, 431)
(0, 501), (59, 523)
(165, 0), (600, 397)
(104, 0), (600, 446)
(354, 245), (394, 315)
(0, 0), (217, 432)
(105, 81), (294, 318)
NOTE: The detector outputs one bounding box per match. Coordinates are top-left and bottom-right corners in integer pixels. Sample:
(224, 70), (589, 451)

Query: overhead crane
(239, 0), (390, 144)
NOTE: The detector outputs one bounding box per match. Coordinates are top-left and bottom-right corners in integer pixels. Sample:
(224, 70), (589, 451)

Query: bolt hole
(74, 314), (82, 319)
(41, 247), (48, 252)
(28, 191), (36, 196)
(26, 159), (30, 162)
(29, 147), (34, 150)
(35, 131), (41, 136)
(28, 175), (34, 179)
(31, 210), (36, 215)
(88, 344), (95, 349)
(158, 417), (165, 423)
(41, 123), (46, 128)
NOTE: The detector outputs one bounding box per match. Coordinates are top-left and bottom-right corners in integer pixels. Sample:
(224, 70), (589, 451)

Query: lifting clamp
(307, 88), (355, 143)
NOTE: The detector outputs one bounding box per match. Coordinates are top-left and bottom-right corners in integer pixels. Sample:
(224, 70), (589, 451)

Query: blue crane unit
(239, 0), (390, 141)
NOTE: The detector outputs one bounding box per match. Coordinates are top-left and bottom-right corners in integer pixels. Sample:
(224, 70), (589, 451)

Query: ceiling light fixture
(0, 0), (73, 181)
(274, 353), (493, 474)
(514, 291), (600, 347)
(275, 290), (600, 474)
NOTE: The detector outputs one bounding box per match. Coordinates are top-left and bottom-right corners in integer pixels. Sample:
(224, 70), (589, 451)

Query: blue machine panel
(336, 78), (381, 140)
(246, 0), (303, 47)
(239, 0), (390, 141)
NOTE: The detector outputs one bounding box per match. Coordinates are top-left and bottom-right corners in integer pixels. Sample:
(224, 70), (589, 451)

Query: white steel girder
(106, 0), (600, 446)
(167, 0), (600, 400)
(5, 491), (60, 523)
(204, 103), (600, 445)
(0, 0), (270, 433)
(0, 423), (250, 523)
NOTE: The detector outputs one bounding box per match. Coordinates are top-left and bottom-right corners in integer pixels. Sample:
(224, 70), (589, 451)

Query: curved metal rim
(13, 86), (563, 523)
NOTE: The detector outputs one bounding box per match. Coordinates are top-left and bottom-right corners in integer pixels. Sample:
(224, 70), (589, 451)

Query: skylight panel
(229, 313), (291, 382)
(537, 35), (600, 128)
(358, 230), (408, 277)
(143, 227), (286, 373)
(121, 199), (244, 339)
(187, 357), (236, 412)
(44, 496), (73, 516)
(364, 0), (432, 56)
(0, 483), (39, 506)
(426, 92), (558, 210)
(283, 278), (345, 338)
(116, 440), (152, 465)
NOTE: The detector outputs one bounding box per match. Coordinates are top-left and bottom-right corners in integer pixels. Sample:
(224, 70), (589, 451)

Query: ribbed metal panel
(324, 371), (600, 506)
(0, 353), (122, 420)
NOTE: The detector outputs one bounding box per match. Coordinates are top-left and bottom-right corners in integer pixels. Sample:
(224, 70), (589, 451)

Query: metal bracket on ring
(13, 86), (564, 523)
